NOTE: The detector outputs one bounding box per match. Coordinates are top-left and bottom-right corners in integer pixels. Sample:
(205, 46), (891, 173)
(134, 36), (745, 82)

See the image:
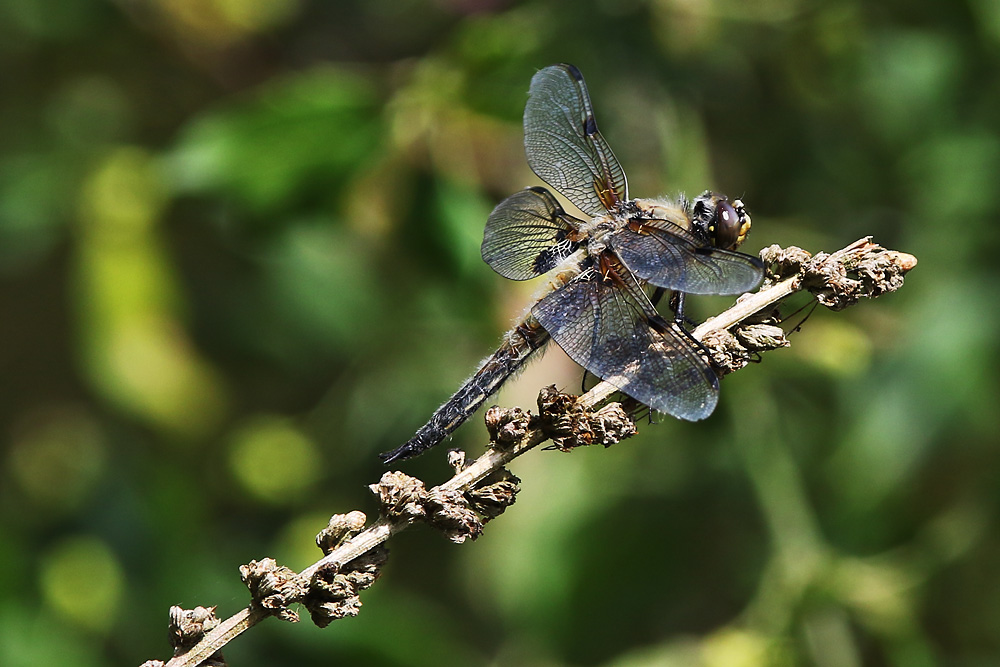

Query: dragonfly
(380, 64), (764, 464)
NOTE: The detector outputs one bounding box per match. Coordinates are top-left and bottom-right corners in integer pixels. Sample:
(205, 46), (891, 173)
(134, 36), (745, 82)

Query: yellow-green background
(1, 1), (995, 665)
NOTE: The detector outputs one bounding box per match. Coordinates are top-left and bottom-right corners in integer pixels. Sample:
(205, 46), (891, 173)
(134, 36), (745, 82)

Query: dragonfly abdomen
(379, 317), (550, 464)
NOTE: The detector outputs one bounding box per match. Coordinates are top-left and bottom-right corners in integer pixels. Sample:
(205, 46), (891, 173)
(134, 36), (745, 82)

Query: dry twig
(143, 239), (916, 667)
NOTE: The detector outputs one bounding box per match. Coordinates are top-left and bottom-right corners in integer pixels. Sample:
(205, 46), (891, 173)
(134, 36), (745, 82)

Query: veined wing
(531, 268), (719, 421)
(524, 64), (628, 217)
(482, 186), (583, 280)
(611, 220), (764, 295)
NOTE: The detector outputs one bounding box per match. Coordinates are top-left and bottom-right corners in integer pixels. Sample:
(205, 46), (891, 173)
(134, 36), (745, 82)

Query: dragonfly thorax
(578, 209), (624, 256)
(631, 197), (695, 232)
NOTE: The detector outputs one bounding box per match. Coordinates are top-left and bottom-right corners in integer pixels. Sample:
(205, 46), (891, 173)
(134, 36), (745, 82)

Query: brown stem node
(239, 558), (307, 623)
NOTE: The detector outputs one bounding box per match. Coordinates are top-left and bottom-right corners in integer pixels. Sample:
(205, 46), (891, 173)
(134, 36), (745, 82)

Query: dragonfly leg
(669, 291), (699, 328)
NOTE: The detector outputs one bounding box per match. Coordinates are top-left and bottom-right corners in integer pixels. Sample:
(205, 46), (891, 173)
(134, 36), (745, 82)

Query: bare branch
(149, 239), (916, 667)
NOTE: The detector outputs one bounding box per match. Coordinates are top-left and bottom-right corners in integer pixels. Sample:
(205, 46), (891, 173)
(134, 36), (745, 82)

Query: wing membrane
(531, 273), (719, 420)
(482, 186), (582, 280)
(612, 221), (764, 295)
(524, 64), (628, 217)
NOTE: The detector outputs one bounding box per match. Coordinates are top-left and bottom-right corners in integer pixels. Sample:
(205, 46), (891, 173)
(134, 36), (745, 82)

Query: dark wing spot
(532, 235), (579, 275)
(533, 248), (560, 275)
(565, 63), (585, 82)
(583, 115), (598, 136)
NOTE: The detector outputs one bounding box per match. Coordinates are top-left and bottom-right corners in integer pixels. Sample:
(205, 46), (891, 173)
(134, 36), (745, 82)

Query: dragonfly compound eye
(713, 199), (749, 250)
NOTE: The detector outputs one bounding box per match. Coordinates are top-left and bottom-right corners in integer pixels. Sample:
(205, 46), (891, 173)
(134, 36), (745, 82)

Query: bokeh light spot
(228, 416), (321, 504)
(75, 147), (229, 439)
(9, 405), (106, 512)
(792, 318), (872, 377)
(39, 536), (123, 634)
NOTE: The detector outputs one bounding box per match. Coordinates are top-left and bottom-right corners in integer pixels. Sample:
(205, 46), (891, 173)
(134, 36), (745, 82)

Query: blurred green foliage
(0, 1), (997, 666)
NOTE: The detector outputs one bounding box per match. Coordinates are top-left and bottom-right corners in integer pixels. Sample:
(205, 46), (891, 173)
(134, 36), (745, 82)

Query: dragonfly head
(692, 191), (752, 251)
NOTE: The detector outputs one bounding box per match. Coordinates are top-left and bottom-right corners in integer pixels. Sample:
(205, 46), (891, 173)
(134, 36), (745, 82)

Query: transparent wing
(611, 220), (764, 295)
(524, 64), (628, 217)
(482, 186), (583, 280)
(531, 273), (719, 420)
